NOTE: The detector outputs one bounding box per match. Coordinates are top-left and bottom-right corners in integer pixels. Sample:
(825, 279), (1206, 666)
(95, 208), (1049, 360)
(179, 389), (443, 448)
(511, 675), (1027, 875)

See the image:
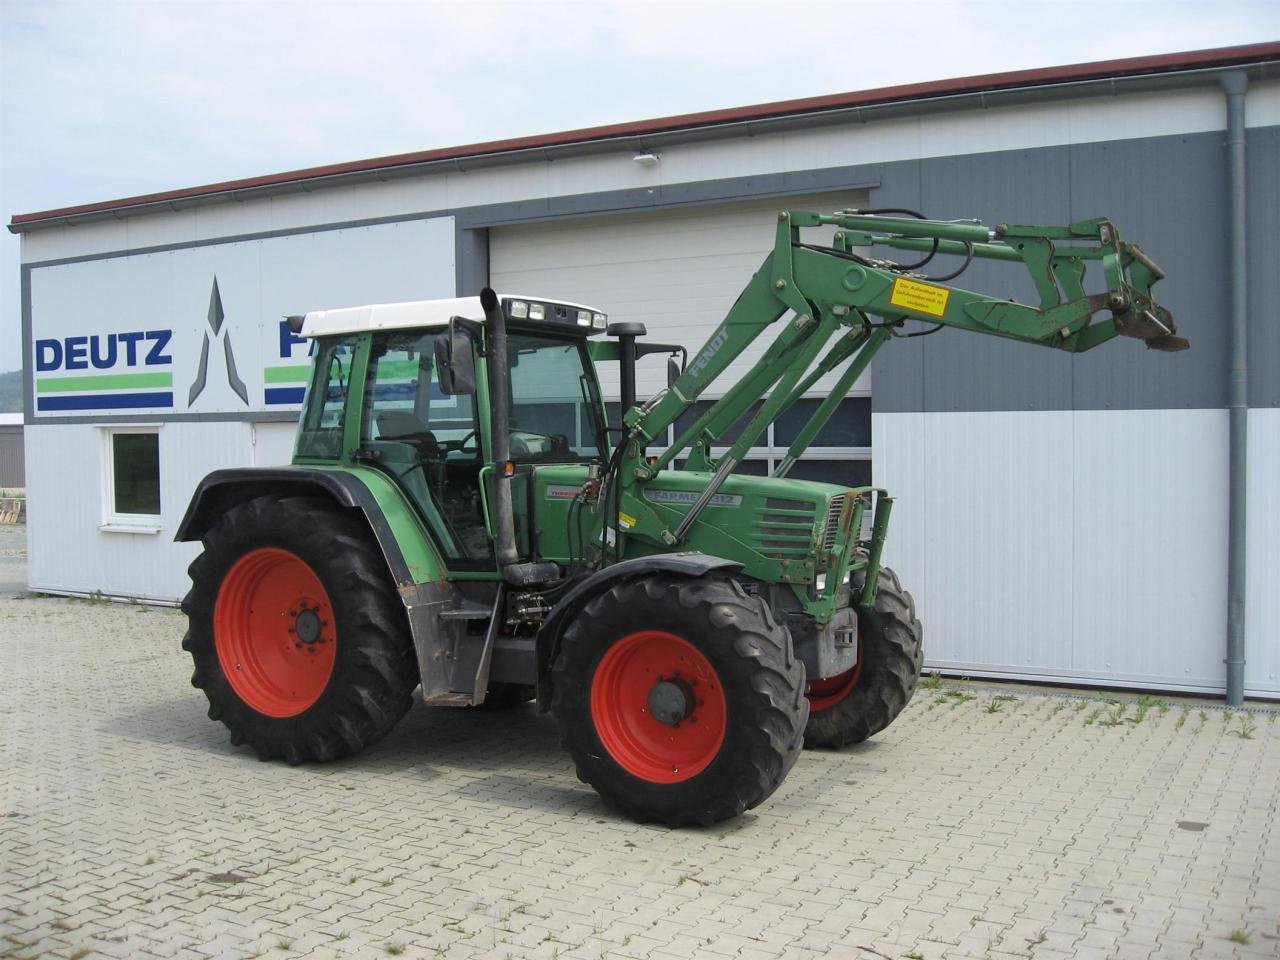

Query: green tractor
(177, 209), (1185, 826)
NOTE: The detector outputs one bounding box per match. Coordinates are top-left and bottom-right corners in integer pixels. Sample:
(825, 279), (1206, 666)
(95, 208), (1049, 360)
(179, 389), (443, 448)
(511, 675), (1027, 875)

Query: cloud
(2, 0), (1278, 371)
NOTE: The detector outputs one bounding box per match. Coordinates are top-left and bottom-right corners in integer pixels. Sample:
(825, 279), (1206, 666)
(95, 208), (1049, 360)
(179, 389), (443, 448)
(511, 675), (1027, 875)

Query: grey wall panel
(920, 147), (1074, 413)
(1066, 133), (1228, 411)
(0, 429), (23, 487)
(871, 131), (1247, 413)
(1247, 125), (1280, 407)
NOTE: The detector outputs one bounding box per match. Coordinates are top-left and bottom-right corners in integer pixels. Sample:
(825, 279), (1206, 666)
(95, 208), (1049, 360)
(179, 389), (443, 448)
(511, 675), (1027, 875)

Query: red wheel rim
(214, 548), (337, 718)
(806, 628), (864, 712)
(590, 630), (727, 784)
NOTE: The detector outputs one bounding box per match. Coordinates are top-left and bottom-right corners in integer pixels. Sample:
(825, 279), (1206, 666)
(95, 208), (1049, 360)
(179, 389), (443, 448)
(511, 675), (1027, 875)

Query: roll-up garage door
(490, 192), (873, 487)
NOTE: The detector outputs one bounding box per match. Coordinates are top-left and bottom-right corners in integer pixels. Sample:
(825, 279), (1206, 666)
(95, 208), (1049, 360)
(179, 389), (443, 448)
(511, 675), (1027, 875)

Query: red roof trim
(11, 41), (1280, 228)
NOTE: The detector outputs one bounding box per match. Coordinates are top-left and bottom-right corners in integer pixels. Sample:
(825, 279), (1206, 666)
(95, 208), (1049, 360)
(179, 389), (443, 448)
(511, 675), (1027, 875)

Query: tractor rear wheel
(182, 495), (418, 763)
(551, 575), (807, 826)
(803, 565), (923, 748)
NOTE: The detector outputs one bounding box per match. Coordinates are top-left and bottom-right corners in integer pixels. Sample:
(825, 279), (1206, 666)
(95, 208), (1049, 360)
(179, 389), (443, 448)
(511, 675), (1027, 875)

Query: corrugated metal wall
(874, 410), (1247, 693)
(0, 428), (23, 488)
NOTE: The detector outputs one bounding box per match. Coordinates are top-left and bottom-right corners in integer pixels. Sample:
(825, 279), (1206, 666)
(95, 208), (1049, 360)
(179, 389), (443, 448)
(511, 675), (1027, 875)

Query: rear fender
(177, 467), (472, 702)
(534, 552), (744, 712)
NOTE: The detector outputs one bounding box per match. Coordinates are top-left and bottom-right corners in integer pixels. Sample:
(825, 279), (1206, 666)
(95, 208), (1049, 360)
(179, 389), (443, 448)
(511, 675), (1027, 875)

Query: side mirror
(667, 355), (682, 389)
(434, 321), (476, 395)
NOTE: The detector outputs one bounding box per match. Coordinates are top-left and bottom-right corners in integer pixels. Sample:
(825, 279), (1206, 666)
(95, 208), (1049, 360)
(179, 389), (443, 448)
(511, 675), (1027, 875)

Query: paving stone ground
(1, 525), (1277, 960)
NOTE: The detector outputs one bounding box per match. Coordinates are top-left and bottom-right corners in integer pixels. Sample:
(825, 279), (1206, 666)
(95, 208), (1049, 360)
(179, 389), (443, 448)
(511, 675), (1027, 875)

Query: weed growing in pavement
(984, 698), (1004, 713)
(384, 943), (406, 956)
(1099, 703), (1128, 727)
(1227, 928), (1252, 945)
(334, 932), (349, 941)
(1176, 706), (1189, 730)
(1074, 700), (1089, 712)
(1084, 708), (1102, 726)
(276, 938), (293, 952)
(1049, 701), (1068, 717)
(1197, 709), (1209, 730)
(943, 690), (976, 707)
(1227, 715), (1257, 740)
(1133, 696), (1166, 724)
(920, 672), (943, 691)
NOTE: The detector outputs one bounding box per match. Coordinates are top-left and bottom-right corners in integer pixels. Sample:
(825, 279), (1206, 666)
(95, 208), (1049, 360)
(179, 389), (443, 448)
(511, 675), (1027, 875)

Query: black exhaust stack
(479, 288), (560, 586)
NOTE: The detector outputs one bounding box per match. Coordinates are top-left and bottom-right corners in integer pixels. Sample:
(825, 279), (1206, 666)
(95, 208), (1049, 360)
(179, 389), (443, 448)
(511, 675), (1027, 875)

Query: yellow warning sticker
(889, 277), (951, 318)
(618, 512), (637, 529)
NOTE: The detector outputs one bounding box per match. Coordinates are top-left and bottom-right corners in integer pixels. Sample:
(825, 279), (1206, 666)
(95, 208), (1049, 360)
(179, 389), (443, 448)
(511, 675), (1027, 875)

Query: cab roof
(301, 294), (607, 338)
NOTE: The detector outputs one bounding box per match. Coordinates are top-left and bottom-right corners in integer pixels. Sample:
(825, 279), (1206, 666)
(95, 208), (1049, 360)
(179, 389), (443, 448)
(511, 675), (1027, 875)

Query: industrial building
(9, 43), (1278, 698)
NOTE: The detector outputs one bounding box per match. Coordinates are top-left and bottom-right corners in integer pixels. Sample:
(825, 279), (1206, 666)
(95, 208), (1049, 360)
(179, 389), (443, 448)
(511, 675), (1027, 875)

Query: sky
(1, 0), (1277, 373)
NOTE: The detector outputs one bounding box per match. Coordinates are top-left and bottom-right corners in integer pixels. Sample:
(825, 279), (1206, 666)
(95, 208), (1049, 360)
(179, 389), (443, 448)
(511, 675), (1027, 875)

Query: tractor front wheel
(551, 575), (807, 826)
(804, 565), (923, 748)
(182, 495), (418, 763)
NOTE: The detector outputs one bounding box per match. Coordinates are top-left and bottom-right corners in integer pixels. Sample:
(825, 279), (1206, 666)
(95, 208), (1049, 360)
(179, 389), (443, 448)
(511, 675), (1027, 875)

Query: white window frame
(99, 425), (163, 534)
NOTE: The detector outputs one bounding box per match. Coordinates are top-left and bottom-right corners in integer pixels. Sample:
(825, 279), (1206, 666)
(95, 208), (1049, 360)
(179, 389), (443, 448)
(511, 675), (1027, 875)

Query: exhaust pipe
(480, 288), (520, 570)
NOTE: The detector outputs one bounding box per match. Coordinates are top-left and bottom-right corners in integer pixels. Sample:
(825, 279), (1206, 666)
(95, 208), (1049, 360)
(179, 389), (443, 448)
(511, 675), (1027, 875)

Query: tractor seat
(377, 411), (440, 458)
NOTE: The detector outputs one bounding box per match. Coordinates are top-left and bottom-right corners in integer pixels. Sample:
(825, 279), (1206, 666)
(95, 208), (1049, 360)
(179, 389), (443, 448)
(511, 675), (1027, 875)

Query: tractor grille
(753, 497), (819, 558)
(821, 496), (846, 552)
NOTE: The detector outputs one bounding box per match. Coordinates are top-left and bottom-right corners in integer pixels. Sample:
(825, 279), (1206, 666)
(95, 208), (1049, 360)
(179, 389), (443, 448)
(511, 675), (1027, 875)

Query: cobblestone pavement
(2, 579), (1277, 960)
(0, 524), (25, 599)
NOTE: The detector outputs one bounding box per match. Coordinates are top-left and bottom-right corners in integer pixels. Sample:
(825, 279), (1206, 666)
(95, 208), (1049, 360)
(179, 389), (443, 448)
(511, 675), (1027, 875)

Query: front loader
(177, 208), (1186, 826)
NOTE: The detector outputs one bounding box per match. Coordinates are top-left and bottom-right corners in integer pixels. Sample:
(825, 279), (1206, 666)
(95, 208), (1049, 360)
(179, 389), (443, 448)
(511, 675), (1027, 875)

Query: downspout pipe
(1222, 71), (1248, 706)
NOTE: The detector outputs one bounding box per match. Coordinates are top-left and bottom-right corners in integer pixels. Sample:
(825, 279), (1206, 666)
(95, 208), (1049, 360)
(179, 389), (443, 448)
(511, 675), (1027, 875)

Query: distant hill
(0, 371), (21, 413)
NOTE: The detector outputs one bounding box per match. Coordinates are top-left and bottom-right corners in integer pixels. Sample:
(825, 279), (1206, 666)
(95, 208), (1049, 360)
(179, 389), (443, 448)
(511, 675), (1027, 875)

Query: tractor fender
(175, 467), (415, 584)
(534, 552), (744, 712)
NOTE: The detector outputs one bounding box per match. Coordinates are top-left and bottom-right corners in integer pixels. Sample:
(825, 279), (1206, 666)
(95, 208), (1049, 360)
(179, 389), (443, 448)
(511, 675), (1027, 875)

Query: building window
(102, 428), (161, 531)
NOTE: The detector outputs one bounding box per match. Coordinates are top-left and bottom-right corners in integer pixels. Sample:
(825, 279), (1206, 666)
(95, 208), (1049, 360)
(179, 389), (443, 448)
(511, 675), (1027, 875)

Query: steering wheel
(442, 429), (478, 455)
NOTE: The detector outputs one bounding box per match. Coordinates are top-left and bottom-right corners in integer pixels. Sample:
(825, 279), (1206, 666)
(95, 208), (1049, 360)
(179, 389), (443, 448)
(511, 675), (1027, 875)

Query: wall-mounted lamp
(632, 152), (661, 167)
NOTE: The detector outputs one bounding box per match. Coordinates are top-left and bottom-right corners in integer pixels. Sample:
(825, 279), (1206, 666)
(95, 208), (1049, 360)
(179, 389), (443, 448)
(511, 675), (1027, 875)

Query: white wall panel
(26, 84), (1275, 267)
(490, 192), (866, 402)
(24, 422), (247, 602)
(874, 409), (1238, 694)
(28, 218), (455, 420)
(1245, 409), (1280, 696)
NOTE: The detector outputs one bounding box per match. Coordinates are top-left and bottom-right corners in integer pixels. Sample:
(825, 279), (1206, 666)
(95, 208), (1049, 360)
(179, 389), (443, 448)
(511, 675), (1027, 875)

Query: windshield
(507, 331), (606, 462)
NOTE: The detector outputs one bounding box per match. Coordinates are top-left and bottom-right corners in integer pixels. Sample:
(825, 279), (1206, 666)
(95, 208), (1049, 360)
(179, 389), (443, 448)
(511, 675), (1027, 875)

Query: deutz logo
(188, 276), (248, 405)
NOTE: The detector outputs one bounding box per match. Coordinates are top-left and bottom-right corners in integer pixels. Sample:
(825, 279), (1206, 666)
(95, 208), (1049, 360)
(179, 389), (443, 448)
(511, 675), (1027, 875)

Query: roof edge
(11, 41), (1280, 232)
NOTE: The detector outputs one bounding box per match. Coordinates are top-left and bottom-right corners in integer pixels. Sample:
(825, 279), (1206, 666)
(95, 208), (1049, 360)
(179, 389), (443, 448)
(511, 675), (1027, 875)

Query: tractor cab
(292, 295), (613, 569)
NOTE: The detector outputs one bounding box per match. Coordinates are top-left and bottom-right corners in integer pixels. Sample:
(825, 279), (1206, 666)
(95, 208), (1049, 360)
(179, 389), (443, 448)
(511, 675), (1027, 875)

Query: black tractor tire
(182, 495), (419, 763)
(804, 565), (923, 749)
(551, 574), (808, 827)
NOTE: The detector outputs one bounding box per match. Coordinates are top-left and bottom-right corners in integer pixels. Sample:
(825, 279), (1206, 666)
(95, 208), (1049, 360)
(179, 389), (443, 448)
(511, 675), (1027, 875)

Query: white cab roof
(301, 294), (605, 338)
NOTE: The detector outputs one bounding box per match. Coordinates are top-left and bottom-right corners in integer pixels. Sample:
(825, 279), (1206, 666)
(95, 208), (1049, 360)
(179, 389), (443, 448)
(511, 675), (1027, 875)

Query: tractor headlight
(593, 313), (607, 329)
(577, 309), (593, 327)
(508, 300), (529, 318)
(815, 574), (827, 593)
(528, 302), (546, 321)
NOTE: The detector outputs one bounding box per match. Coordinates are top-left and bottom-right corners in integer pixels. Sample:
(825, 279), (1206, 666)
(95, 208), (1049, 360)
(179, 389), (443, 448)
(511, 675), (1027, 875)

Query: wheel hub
(647, 676), (696, 726)
(292, 605), (324, 645)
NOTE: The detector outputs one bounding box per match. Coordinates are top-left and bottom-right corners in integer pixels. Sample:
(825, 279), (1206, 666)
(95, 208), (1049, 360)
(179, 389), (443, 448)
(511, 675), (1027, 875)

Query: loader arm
(601, 208), (1186, 552)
